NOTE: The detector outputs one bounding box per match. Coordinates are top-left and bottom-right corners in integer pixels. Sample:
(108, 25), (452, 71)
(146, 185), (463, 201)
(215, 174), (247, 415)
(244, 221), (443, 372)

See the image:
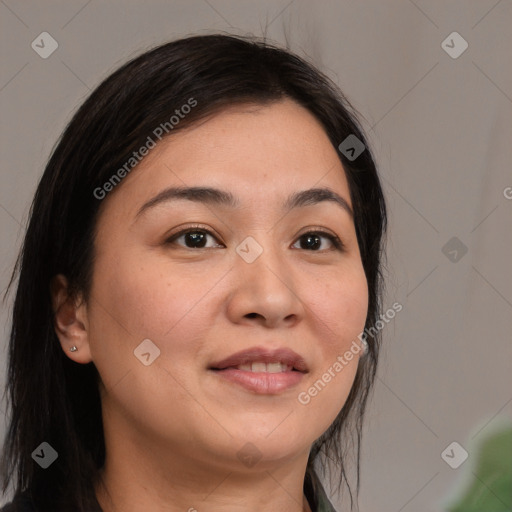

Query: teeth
(234, 362), (290, 372)
(251, 362), (267, 372)
(266, 362), (284, 373)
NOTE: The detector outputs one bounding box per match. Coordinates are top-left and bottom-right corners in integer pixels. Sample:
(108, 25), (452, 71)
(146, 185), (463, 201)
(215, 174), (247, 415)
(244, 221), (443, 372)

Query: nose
(225, 240), (305, 329)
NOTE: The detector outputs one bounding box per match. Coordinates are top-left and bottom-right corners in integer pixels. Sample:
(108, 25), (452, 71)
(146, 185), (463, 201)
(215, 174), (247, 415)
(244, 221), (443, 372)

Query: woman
(1, 34), (386, 511)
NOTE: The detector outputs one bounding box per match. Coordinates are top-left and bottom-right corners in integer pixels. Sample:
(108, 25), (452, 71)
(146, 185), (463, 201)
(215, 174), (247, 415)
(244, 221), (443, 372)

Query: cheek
(85, 252), (214, 384)
(297, 263), (368, 432)
(307, 263), (369, 353)
(85, 252), (228, 435)
(89, 250), (221, 340)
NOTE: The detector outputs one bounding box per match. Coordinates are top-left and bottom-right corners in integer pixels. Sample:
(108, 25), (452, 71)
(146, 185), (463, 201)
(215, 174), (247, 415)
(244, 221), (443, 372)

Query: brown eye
(292, 231), (343, 251)
(166, 228), (224, 249)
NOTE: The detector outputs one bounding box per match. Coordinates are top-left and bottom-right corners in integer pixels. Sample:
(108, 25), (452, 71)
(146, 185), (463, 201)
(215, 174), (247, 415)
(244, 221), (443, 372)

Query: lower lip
(211, 368), (305, 394)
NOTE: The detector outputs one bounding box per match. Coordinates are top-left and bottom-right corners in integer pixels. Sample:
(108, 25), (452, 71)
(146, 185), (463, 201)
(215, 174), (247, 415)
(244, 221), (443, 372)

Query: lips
(209, 347), (309, 373)
(209, 347), (309, 394)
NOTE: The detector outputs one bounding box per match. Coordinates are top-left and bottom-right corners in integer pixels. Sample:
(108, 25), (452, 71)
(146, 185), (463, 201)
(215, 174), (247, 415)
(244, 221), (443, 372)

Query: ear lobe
(51, 274), (93, 364)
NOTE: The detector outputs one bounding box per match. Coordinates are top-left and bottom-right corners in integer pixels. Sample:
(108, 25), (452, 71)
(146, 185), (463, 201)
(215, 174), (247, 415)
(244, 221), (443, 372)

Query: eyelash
(165, 224), (344, 252)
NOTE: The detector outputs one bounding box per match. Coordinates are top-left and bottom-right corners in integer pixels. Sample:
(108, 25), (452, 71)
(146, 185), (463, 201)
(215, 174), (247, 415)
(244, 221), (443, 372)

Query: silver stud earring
(70, 346), (78, 352)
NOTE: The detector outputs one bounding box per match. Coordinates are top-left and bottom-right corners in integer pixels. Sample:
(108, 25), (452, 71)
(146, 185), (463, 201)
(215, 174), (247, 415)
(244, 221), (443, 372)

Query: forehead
(98, 100), (352, 220)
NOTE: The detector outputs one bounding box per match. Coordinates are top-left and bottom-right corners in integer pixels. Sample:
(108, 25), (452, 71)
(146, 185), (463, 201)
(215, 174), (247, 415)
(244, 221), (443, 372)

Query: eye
(165, 226), (343, 252)
(291, 230), (343, 251)
(165, 227), (224, 249)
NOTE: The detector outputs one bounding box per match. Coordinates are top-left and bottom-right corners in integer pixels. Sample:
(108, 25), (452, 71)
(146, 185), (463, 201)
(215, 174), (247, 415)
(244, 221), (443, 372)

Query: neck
(96, 462), (312, 512)
(96, 415), (313, 512)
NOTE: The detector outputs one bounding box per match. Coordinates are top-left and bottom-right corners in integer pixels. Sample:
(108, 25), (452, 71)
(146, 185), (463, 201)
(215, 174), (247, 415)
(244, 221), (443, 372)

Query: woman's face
(81, 100), (368, 471)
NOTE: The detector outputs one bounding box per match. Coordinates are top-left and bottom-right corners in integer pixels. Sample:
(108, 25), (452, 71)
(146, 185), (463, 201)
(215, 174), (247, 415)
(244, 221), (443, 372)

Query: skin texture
(52, 100), (369, 512)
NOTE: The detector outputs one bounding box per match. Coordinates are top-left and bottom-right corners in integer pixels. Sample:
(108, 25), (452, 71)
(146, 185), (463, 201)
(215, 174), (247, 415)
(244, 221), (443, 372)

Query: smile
(209, 347), (308, 394)
(210, 367), (305, 394)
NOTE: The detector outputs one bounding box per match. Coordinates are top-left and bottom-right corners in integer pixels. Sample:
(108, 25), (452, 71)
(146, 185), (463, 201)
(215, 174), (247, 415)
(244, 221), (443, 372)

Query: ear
(51, 274), (93, 364)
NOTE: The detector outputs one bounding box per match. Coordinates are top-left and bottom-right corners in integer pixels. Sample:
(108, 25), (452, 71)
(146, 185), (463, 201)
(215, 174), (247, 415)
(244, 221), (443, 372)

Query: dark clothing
(1, 467), (337, 511)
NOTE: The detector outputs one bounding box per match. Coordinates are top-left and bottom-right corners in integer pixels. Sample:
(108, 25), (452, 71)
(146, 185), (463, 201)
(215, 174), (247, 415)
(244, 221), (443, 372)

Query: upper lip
(209, 347), (309, 373)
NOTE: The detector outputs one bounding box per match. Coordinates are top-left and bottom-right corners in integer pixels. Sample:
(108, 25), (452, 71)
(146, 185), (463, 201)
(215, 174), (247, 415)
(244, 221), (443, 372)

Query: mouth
(218, 362), (296, 373)
(208, 347), (308, 394)
(209, 347), (308, 373)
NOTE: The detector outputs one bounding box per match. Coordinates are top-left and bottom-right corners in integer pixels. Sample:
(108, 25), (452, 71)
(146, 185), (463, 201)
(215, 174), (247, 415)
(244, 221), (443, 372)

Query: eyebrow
(135, 186), (353, 218)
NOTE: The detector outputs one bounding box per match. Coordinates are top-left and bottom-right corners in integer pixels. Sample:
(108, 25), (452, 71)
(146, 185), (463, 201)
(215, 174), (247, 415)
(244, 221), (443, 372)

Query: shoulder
(1, 493), (35, 512)
(304, 467), (339, 512)
(1, 491), (103, 512)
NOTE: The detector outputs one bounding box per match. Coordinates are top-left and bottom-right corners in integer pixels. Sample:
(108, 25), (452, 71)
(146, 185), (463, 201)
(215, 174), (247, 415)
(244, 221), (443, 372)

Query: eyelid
(165, 224), (224, 246)
(164, 224), (345, 251)
(293, 226), (344, 251)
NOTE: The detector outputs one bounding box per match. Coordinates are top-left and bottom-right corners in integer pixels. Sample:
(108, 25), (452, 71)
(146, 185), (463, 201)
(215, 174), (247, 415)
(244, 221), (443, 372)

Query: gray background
(1, 1), (511, 510)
